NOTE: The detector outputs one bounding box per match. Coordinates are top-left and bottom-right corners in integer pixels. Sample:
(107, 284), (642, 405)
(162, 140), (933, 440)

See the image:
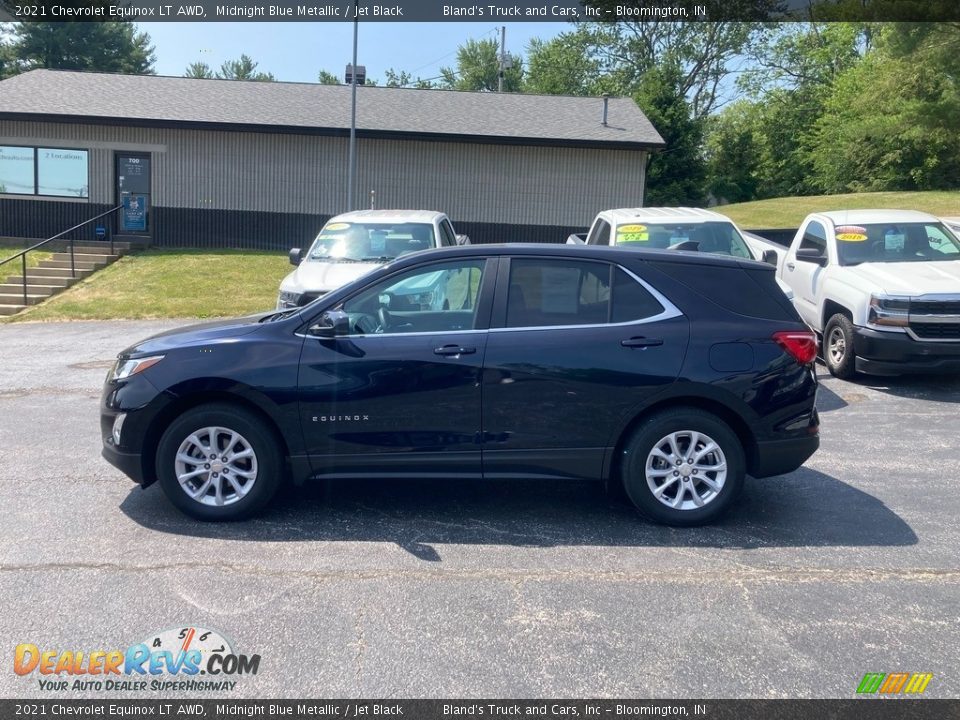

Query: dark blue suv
(101, 244), (819, 526)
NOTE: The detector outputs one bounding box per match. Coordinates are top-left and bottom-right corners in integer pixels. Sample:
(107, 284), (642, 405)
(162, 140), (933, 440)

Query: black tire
(155, 403), (283, 521)
(823, 313), (857, 379)
(620, 408), (745, 527)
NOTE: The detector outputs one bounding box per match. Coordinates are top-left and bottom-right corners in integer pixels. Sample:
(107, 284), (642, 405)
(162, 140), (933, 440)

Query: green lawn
(721, 190), (960, 229)
(8, 248), (290, 322)
(0, 247), (51, 274)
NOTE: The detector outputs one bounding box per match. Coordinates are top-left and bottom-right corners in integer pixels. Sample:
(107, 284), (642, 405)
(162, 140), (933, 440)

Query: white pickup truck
(744, 210), (960, 378)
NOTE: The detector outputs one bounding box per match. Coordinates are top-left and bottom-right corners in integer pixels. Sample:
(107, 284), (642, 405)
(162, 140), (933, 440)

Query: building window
(0, 145), (89, 198)
(0, 146), (36, 195)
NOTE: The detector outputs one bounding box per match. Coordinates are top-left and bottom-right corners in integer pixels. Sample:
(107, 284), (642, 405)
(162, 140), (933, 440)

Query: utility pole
(497, 26), (506, 93)
(347, 2), (358, 211)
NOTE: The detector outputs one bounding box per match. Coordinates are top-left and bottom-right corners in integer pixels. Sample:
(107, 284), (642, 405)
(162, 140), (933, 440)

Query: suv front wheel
(155, 403), (283, 521)
(621, 408), (745, 526)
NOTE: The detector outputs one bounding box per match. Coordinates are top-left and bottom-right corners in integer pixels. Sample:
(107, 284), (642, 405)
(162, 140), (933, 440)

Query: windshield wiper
(361, 256), (395, 262)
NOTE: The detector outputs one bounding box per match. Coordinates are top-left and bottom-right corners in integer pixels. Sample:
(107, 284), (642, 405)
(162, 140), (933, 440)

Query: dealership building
(0, 69), (663, 249)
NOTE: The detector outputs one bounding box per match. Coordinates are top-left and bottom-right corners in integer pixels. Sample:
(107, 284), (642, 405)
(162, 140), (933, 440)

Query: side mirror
(455, 234), (471, 246)
(289, 248), (303, 266)
(308, 310), (350, 338)
(795, 247), (827, 266)
(762, 249), (778, 266)
(566, 234), (586, 245)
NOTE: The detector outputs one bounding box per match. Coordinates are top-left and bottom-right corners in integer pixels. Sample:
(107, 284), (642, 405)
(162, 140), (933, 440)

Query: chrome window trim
(298, 261), (682, 339)
(492, 263), (682, 333)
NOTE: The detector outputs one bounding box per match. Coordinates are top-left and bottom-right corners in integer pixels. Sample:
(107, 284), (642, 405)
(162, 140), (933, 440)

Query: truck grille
(911, 301), (960, 314)
(909, 323), (960, 340)
(908, 299), (960, 341)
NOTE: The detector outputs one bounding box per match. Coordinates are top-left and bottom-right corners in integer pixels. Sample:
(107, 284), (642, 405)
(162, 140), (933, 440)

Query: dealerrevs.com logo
(13, 626), (260, 692)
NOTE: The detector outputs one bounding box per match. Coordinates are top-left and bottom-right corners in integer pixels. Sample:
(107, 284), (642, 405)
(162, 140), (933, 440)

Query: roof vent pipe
(601, 95), (610, 126)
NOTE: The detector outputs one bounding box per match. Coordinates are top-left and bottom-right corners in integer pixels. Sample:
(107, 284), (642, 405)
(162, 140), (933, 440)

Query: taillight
(773, 330), (818, 365)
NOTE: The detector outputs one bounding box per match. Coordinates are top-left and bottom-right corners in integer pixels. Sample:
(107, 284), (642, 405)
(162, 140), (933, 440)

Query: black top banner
(0, 700), (958, 720)
(2, 0), (960, 22)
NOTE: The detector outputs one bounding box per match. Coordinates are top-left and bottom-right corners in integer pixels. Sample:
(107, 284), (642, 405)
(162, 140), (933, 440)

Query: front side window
(307, 221), (437, 263)
(0, 146), (88, 198)
(505, 259), (664, 328)
(587, 220), (611, 246)
(0, 146), (36, 195)
(800, 221), (827, 253)
(341, 259), (485, 335)
(440, 220), (457, 247)
(37, 148), (89, 197)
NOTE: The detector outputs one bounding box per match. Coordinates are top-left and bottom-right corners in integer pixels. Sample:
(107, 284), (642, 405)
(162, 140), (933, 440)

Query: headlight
(868, 295), (910, 328)
(277, 290), (302, 309)
(111, 355), (164, 381)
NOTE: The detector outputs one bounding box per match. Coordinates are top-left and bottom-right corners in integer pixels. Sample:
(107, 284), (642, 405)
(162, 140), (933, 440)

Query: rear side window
(505, 260), (664, 328)
(652, 262), (797, 321)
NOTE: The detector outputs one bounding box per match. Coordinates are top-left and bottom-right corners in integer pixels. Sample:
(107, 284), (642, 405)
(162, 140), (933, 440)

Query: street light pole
(347, 3), (358, 211)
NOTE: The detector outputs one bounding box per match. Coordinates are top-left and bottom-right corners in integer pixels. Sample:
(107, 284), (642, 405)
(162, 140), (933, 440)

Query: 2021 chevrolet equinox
(101, 244), (819, 526)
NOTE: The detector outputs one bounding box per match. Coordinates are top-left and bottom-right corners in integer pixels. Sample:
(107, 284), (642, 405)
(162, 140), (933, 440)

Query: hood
(282, 260), (383, 294)
(845, 261), (960, 296)
(121, 314), (269, 357)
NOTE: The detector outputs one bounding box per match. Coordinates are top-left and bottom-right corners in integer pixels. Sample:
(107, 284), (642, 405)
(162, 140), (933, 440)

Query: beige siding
(0, 120), (647, 225)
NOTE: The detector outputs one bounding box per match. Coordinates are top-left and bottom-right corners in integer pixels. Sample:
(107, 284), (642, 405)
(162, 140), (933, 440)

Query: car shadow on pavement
(120, 466), (917, 560)
(856, 373), (960, 404)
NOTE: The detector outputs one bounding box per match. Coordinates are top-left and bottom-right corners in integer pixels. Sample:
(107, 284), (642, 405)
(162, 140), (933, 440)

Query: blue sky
(138, 22), (570, 84)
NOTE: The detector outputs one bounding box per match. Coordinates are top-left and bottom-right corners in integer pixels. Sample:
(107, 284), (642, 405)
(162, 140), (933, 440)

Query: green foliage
(7, 21), (155, 75)
(217, 54), (274, 82)
(184, 62), (214, 79)
(524, 31), (606, 96)
(635, 64), (706, 206)
(382, 68), (434, 89)
(439, 38), (523, 92)
(317, 69), (340, 85)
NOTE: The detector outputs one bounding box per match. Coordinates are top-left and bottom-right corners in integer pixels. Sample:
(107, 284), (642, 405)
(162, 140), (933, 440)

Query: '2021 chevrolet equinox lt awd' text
(102, 244), (819, 526)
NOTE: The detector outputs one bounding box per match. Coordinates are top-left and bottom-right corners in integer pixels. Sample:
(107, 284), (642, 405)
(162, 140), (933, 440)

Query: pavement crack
(353, 607), (366, 687)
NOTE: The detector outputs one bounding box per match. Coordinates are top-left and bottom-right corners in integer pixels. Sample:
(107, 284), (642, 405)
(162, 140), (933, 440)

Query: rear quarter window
(650, 262), (799, 321)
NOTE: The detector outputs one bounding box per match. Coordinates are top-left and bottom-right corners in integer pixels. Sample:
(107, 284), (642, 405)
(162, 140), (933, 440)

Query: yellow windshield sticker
(617, 224), (649, 242)
(835, 225), (868, 242)
(324, 222), (351, 231)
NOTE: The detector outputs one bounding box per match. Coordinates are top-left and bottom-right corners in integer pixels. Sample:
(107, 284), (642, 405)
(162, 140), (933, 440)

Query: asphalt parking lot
(1, 320), (959, 699)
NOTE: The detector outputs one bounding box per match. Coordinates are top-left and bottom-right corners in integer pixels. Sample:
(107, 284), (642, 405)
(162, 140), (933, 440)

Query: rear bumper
(751, 433), (820, 478)
(853, 326), (960, 375)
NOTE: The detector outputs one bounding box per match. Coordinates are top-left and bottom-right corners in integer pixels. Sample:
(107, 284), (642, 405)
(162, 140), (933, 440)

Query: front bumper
(853, 326), (960, 375)
(101, 440), (146, 486)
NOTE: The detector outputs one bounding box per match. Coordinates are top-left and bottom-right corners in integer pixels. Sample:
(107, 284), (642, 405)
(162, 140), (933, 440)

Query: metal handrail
(0, 205), (123, 307)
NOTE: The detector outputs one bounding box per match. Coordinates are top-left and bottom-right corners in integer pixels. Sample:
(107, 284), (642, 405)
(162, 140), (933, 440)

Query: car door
(785, 220), (828, 329)
(480, 256), (689, 481)
(297, 256), (496, 479)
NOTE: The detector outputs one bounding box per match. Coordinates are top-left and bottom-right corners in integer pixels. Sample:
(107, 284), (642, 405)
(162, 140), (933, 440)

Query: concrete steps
(0, 242), (133, 316)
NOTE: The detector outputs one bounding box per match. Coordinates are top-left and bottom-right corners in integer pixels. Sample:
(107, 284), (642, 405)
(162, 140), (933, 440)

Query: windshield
(306, 221), (437, 263)
(835, 222), (960, 265)
(615, 221), (753, 258)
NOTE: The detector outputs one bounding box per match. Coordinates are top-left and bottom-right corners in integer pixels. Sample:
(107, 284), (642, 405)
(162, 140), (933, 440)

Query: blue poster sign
(121, 194), (147, 232)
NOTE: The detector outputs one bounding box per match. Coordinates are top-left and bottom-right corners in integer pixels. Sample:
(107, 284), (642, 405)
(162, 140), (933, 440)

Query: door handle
(621, 337), (663, 348)
(786, 262), (796, 271)
(434, 345), (476, 356)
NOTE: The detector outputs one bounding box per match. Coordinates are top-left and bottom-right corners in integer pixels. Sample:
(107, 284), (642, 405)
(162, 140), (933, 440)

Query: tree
(382, 68), (434, 89)
(634, 64), (706, 206)
(524, 31), (607, 96)
(439, 38), (523, 92)
(704, 101), (761, 203)
(7, 21), (155, 75)
(217, 54), (274, 82)
(184, 62), (214, 79)
(317, 69), (340, 85)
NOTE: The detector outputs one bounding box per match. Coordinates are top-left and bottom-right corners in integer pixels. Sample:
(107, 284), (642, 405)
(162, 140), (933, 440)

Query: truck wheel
(620, 408), (745, 527)
(156, 403), (283, 521)
(824, 313), (857, 379)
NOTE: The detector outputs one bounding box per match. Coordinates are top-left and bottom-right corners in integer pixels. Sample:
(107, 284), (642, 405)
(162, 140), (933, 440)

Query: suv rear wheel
(156, 403), (283, 521)
(621, 408), (745, 526)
